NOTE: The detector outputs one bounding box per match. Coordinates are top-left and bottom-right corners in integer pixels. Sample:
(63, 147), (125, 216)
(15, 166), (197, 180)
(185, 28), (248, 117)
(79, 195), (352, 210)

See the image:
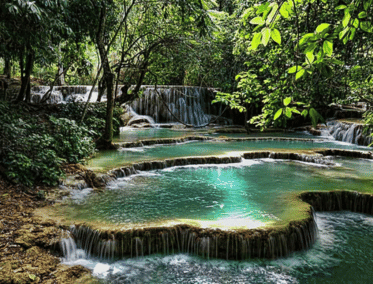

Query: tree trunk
(97, 77), (106, 102)
(103, 72), (115, 146)
(96, 3), (115, 148)
(4, 58), (11, 79)
(57, 45), (65, 85)
(17, 51), (34, 102)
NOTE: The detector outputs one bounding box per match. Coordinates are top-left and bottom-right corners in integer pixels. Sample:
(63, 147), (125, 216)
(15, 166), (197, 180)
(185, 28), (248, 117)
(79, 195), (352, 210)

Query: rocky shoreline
(0, 178), (97, 283)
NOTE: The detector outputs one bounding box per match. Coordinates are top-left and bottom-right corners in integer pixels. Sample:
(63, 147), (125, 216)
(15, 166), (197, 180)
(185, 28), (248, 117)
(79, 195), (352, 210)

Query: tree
(0, 1), (68, 102)
(215, 0), (373, 129)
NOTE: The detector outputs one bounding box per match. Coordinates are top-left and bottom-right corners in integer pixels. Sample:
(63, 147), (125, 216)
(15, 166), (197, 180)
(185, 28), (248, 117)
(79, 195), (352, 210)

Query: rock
(131, 122), (151, 128)
(44, 265), (97, 284)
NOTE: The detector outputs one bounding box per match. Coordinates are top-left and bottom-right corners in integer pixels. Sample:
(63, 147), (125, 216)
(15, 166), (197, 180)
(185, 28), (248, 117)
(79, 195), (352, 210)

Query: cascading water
(322, 120), (372, 146)
(130, 86), (232, 126)
(30, 85), (103, 103)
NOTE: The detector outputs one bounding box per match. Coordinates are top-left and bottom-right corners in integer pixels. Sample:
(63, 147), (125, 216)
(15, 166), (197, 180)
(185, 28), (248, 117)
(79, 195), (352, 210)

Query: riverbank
(0, 177), (97, 283)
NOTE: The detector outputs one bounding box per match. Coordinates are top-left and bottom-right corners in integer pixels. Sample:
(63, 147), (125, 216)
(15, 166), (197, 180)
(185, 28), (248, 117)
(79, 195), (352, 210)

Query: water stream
(62, 212), (373, 284)
(60, 127), (373, 283)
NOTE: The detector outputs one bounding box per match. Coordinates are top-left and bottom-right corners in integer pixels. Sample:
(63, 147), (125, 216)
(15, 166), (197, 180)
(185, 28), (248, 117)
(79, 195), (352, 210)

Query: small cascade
(125, 105), (155, 127)
(300, 191), (373, 214)
(324, 121), (372, 146)
(130, 86), (232, 126)
(60, 209), (317, 262)
(60, 230), (87, 262)
(30, 85), (102, 104)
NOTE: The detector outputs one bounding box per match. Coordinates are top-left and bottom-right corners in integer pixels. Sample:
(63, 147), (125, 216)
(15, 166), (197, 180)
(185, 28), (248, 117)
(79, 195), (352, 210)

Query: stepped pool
(55, 130), (373, 283)
(69, 157), (373, 226)
(89, 136), (367, 171)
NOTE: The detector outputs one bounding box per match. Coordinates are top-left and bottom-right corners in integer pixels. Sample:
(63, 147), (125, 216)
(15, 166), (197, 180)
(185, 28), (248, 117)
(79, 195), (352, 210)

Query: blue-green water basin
(64, 211), (373, 284)
(113, 128), (315, 143)
(69, 157), (373, 227)
(88, 138), (368, 171)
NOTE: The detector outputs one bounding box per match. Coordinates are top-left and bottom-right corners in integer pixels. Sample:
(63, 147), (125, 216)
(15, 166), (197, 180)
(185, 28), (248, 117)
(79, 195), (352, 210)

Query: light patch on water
(118, 147), (145, 152)
(69, 188), (94, 204)
(161, 159), (262, 172)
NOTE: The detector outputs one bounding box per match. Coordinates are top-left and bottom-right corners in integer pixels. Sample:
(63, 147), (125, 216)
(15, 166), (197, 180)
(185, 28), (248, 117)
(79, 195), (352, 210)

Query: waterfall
(130, 86), (231, 127)
(30, 85), (103, 104)
(60, 211), (317, 262)
(323, 121), (372, 146)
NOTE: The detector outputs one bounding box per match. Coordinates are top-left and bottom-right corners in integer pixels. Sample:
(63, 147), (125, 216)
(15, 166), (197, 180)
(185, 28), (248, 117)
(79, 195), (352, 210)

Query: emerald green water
(71, 158), (373, 226)
(67, 212), (373, 284)
(65, 129), (373, 283)
(113, 128), (314, 142)
(89, 138), (368, 171)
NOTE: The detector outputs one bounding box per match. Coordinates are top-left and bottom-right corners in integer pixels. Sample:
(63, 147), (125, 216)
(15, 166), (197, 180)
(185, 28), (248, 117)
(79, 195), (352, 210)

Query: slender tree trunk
(96, 3), (115, 148)
(25, 81), (31, 103)
(57, 44), (65, 86)
(4, 58), (11, 79)
(97, 77), (106, 102)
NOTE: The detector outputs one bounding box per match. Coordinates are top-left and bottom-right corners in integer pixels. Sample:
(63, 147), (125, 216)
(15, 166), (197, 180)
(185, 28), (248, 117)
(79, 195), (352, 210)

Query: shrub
(0, 103), (95, 186)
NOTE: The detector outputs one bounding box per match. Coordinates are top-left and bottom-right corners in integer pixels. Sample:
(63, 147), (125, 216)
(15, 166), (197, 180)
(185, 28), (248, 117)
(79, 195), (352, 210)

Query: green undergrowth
(0, 102), (123, 187)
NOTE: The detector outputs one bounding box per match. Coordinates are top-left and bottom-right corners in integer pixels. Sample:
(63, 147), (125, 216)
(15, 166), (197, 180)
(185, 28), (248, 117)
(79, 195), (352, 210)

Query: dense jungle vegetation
(0, 0), (372, 186)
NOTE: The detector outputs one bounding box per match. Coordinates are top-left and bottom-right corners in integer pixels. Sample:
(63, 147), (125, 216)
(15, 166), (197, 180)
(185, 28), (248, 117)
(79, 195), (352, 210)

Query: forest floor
(0, 177), (98, 284)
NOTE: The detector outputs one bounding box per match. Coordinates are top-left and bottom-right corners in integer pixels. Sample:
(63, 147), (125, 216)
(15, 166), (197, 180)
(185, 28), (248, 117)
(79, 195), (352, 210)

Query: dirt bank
(0, 178), (97, 284)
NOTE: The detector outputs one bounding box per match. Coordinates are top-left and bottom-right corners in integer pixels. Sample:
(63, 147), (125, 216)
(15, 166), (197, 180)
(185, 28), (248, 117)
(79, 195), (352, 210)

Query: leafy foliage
(0, 102), (95, 186)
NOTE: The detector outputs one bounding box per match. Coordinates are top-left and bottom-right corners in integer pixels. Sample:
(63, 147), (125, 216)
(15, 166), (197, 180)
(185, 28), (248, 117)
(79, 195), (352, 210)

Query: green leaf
(306, 51), (315, 64)
(270, 29), (281, 44)
(339, 27), (350, 39)
(257, 3), (270, 14)
(350, 27), (356, 40)
(266, 4), (278, 24)
(250, 16), (265, 25)
(251, 33), (262, 50)
(360, 21), (372, 32)
(288, 65), (303, 73)
(299, 33), (315, 46)
(358, 11), (367, 18)
(342, 13), (351, 27)
(291, 108), (301, 114)
(274, 109), (283, 120)
(304, 42), (317, 53)
(296, 69), (305, 80)
(353, 18), (359, 28)
(284, 97), (291, 106)
(316, 23), (330, 33)
(335, 5), (347, 10)
(285, 108), (292, 118)
(279, 4), (290, 19)
(301, 109), (308, 117)
(323, 40), (333, 56)
(309, 108), (323, 127)
(29, 274), (37, 281)
(261, 28), (271, 46)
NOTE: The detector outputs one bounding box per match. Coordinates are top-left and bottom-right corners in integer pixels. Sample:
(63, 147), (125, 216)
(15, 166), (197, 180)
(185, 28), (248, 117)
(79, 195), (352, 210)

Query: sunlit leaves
(316, 23), (330, 33)
(283, 97), (291, 106)
(295, 69), (305, 80)
(271, 28), (281, 44)
(358, 11), (367, 18)
(274, 109), (282, 120)
(250, 16), (265, 25)
(335, 5), (347, 10)
(251, 32), (262, 50)
(306, 51), (315, 63)
(360, 21), (373, 32)
(342, 12), (351, 27)
(323, 40), (333, 56)
(288, 66), (302, 73)
(261, 28), (271, 46)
